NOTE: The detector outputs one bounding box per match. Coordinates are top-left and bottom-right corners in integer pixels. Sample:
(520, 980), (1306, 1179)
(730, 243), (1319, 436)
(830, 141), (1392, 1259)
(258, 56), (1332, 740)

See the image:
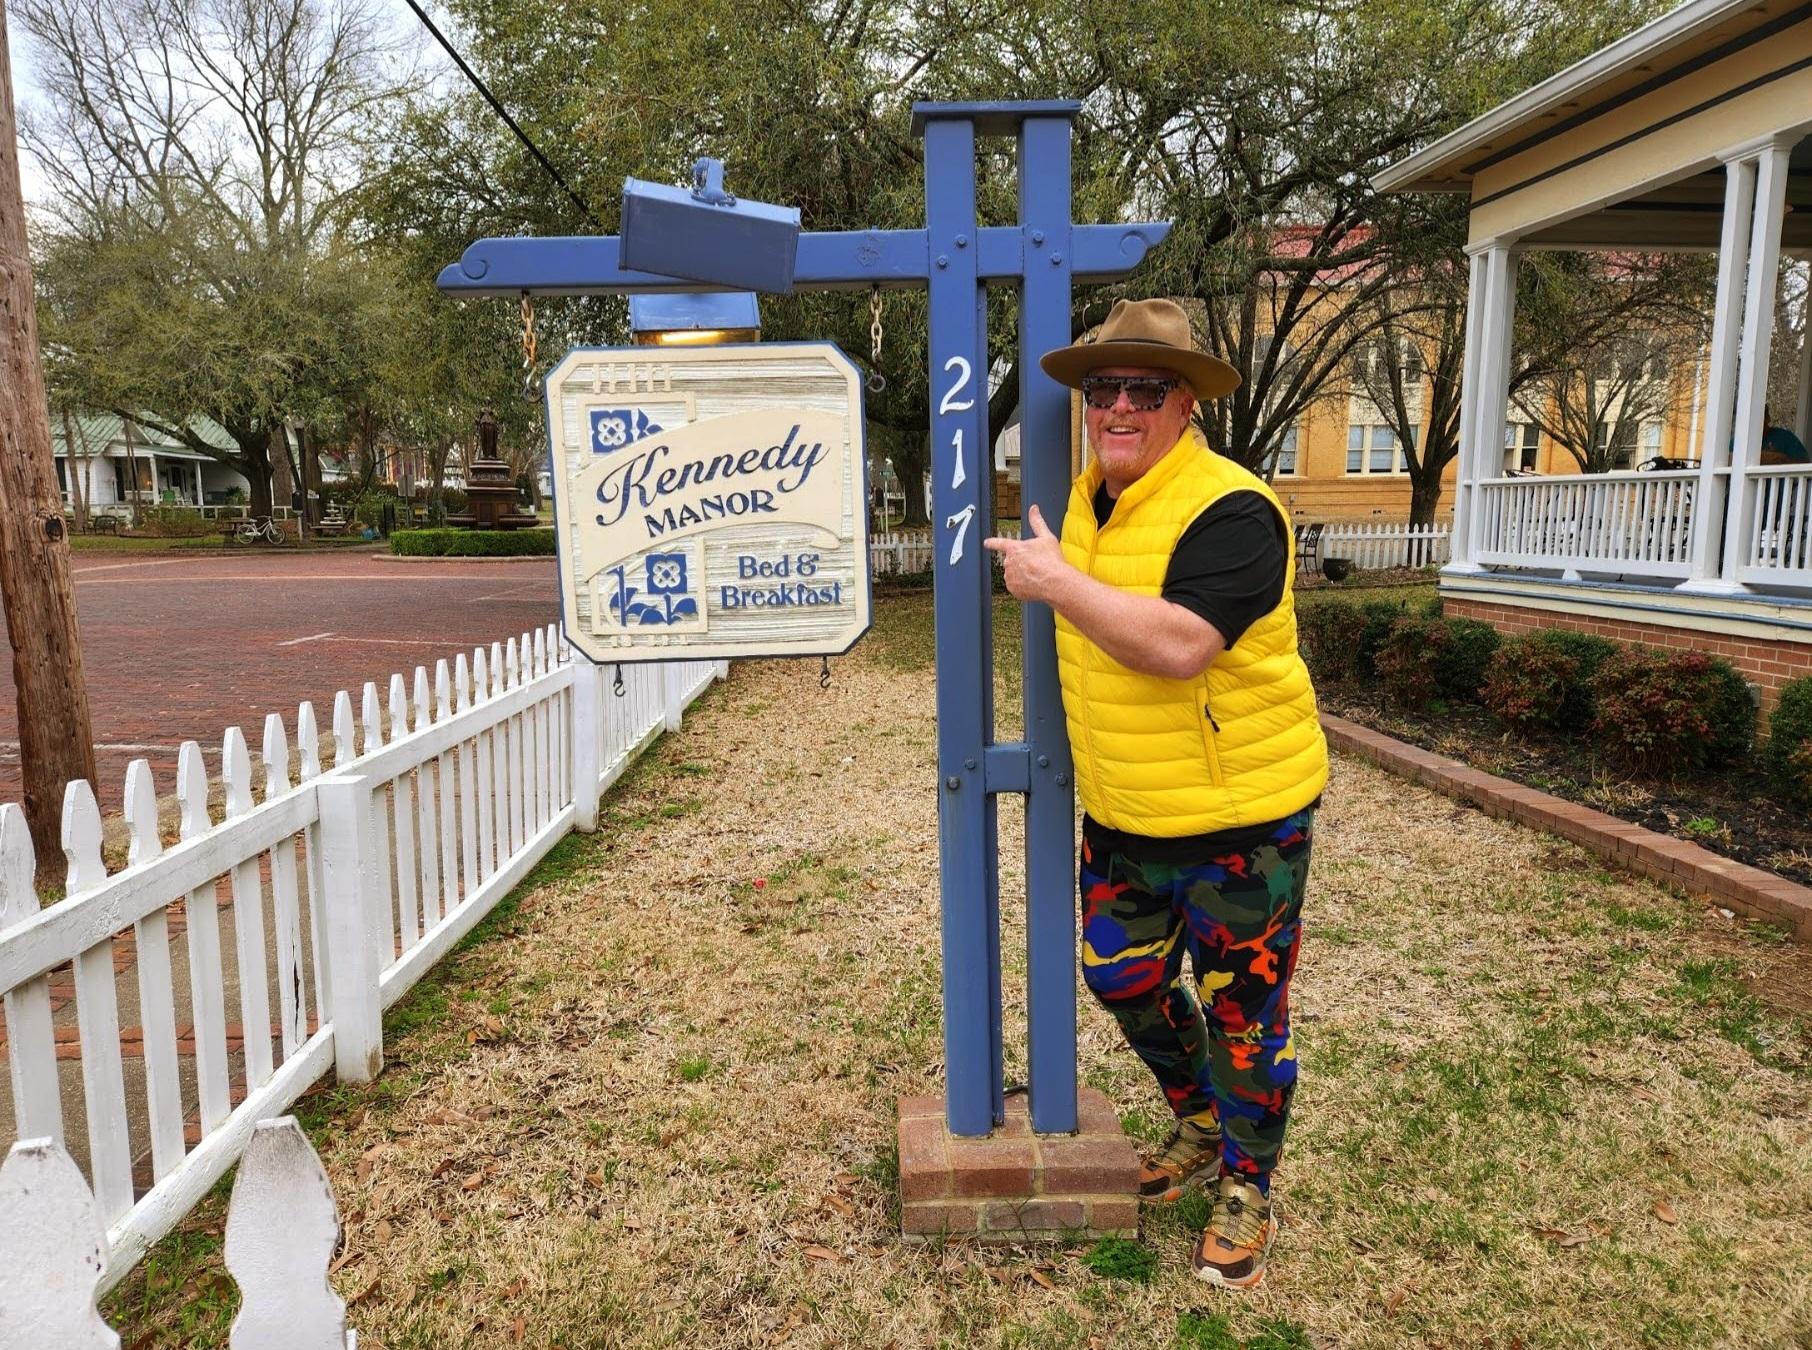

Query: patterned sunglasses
(1080, 375), (1180, 411)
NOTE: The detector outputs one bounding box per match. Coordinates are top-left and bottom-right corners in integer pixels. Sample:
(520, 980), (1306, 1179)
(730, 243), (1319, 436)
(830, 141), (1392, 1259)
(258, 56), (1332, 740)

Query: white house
(51, 414), (252, 513)
(1377, 0), (1812, 716)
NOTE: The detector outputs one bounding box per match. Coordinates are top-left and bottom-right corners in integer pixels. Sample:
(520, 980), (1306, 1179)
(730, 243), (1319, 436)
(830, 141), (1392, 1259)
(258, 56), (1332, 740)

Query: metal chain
(819, 655), (832, 690)
(613, 663), (626, 698)
(866, 288), (886, 394)
(520, 293), (539, 401)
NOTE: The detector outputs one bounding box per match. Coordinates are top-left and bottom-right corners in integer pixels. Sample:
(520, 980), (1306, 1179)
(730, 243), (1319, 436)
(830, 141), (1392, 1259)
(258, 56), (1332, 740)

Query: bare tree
(1349, 290), (1467, 528)
(16, 0), (406, 243)
(1521, 333), (1699, 474)
(17, 0), (416, 514)
(1768, 259), (1808, 433)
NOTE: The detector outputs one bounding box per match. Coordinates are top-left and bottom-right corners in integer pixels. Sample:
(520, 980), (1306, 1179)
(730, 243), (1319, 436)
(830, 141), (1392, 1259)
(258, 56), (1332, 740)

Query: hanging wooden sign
(544, 343), (871, 663)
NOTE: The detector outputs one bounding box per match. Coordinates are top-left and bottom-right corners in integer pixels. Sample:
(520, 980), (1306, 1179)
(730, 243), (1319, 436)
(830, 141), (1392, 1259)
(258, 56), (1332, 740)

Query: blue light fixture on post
(626, 291), (761, 346)
(620, 158), (800, 295)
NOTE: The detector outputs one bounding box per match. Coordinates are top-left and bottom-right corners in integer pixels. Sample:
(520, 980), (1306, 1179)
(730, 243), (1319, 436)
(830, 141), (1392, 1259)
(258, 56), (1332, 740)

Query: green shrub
(1704, 657), (1757, 761)
(1481, 635), (1584, 736)
(389, 528), (555, 557)
(390, 528), (451, 556)
(1529, 629), (1619, 730)
(138, 506), (214, 538)
(1356, 599), (1410, 678)
(1374, 617), (1449, 709)
(1478, 629), (1621, 734)
(1296, 597), (1367, 684)
(1435, 618), (1500, 702)
(1763, 676), (1812, 805)
(1590, 649), (1754, 777)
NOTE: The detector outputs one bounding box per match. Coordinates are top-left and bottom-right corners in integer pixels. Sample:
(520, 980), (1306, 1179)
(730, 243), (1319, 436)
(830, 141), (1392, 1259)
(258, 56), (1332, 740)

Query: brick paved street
(0, 550), (561, 809)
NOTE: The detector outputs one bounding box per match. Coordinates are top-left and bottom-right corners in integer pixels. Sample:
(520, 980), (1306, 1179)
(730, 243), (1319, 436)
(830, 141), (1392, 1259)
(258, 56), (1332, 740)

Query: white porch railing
(0, 627), (720, 1291)
(1475, 470), (1697, 579)
(1742, 464), (1812, 588)
(1321, 522), (1450, 569)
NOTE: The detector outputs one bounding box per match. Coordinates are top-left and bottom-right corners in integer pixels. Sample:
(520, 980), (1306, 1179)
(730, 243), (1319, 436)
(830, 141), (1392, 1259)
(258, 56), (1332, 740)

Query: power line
(398, 0), (598, 226)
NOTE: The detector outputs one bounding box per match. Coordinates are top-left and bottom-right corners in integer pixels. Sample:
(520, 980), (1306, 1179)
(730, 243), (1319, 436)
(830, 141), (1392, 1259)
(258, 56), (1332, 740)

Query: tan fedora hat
(1040, 298), (1240, 399)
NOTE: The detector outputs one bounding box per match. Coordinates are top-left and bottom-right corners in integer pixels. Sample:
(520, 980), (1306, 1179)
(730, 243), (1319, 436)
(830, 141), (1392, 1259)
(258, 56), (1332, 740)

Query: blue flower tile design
(590, 408), (663, 455)
(605, 549), (697, 626)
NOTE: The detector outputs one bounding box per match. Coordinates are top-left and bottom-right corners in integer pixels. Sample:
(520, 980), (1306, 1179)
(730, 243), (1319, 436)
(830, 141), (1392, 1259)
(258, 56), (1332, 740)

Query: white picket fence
(1319, 522), (1451, 570)
(870, 530), (937, 575)
(871, 522), (1021, 576)
(2, 1117), (355, 1348)
(0, 625), (720, 1291)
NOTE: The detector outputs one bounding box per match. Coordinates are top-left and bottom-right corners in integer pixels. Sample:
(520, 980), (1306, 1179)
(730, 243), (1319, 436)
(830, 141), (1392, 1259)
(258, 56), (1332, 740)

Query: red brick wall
(1444, 597), (1811, 722)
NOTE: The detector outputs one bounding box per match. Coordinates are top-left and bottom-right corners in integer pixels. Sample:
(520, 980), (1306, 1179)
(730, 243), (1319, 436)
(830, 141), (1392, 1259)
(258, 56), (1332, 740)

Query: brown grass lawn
(108, 593), (1812, 1349)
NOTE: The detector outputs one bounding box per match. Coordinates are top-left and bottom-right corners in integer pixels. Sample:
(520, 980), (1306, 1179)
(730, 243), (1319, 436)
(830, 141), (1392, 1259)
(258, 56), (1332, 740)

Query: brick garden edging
(1322, 714), (1812, 942)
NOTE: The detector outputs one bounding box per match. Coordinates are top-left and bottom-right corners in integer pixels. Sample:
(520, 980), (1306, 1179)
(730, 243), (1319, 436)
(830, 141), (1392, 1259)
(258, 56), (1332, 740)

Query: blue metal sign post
(438, 101), (1168, 1137)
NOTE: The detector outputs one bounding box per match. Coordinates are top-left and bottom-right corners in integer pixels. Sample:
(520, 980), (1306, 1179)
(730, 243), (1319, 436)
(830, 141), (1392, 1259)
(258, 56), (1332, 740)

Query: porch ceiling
(1519, 142), (1812, 251)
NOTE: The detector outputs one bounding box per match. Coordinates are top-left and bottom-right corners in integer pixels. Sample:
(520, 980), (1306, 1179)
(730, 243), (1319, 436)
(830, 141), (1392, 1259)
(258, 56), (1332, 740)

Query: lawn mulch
(1319, 687), (1812, 891)
(107, 593), (1812, 1349)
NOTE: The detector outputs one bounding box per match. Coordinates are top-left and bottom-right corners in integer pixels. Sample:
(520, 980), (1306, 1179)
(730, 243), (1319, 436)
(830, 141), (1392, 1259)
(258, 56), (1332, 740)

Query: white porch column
(1682, 140), (1793, 591)
(1446, 248), (1492, 573)
(1718, 139), (1794, 588)
(1463, 244), (1518, 569)
(1683, 152), (1761, 589)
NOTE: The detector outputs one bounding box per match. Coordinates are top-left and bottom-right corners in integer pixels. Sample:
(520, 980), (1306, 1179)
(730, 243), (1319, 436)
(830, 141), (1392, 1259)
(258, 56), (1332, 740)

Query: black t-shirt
(1089, 484), (1287, 649)
(1083, 483), (1299, 862)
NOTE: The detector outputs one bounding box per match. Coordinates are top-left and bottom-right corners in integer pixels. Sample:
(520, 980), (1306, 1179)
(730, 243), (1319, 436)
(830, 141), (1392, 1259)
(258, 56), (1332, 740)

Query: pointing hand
(983, 504), (1070, 604)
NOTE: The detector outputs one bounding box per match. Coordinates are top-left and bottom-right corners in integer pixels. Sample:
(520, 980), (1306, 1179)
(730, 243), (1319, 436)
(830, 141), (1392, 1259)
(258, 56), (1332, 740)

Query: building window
(1271, 425), (1298, 476)
(1346, 424), (1401, 474)
(1594, 419), (1638, 470)
(1641, 421), (1663, 463)
(1504, 421), (1540, 472)
(1351, 338), (1426, 391)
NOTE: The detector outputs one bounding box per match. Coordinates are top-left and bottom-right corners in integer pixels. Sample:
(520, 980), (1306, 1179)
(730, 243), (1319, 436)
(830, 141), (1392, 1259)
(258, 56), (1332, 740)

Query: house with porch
(51, 414), (252, 514)
(1377, 0), (1812, 716)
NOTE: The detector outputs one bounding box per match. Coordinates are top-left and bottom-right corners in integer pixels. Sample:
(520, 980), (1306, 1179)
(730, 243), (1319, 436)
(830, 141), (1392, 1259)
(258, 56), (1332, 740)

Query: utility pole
(0, 1), (98, 876)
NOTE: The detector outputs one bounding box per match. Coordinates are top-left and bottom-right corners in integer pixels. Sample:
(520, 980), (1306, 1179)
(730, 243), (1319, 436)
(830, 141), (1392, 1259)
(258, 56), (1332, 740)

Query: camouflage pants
(1078, 811), (1312, 1182)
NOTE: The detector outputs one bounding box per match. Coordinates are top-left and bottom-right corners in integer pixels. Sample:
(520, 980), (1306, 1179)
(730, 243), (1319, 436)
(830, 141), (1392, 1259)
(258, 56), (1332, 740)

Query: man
(984, 298), (1327, 1289)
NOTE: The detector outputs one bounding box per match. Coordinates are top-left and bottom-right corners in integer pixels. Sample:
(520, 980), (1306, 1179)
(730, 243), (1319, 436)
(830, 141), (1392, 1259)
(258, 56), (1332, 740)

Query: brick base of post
(896, 1089), (1140, 1242)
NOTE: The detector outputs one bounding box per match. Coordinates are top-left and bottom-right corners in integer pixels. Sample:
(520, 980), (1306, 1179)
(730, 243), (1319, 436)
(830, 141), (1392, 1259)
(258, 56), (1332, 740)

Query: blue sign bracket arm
(435, 223), (1170, 297)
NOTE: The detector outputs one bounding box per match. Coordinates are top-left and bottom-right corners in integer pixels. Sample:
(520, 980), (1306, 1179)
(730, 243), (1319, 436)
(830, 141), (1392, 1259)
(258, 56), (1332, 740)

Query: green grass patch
(1081, 1235), (1157, 1283)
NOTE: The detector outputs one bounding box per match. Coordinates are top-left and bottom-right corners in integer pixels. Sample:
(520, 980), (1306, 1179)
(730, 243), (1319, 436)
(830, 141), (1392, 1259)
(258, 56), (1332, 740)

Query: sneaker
(1138, 1119), (1221, 1204)
(1191, 1175), (1277, 1289)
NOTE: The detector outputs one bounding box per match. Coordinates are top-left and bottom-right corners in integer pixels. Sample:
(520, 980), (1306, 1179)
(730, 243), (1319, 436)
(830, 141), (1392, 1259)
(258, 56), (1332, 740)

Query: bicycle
(234, 516), (282, 545)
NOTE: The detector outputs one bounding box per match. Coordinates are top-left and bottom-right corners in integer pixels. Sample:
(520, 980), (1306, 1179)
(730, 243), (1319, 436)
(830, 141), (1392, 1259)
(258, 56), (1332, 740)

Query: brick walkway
(0, 551), (560, 809)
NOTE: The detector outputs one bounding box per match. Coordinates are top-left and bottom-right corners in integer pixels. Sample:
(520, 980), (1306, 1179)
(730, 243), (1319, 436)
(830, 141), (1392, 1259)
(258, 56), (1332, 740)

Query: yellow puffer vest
(1054, 431), (1328, 836)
